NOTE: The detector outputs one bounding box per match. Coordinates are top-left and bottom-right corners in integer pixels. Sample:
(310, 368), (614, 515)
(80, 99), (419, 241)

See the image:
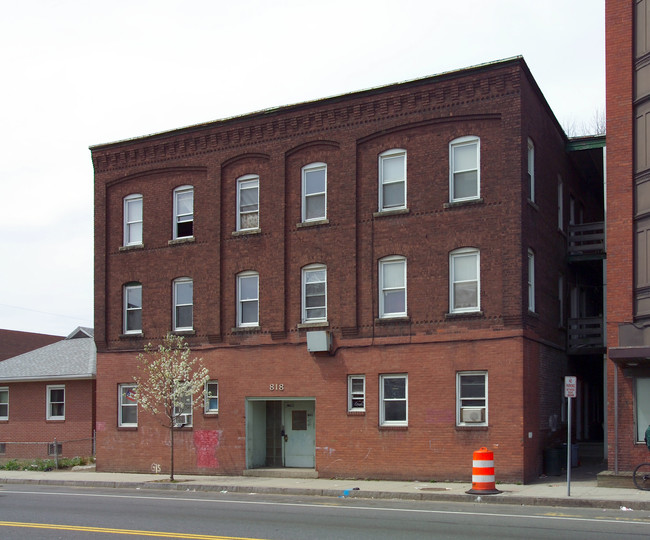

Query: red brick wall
(0, 379), (95, 459)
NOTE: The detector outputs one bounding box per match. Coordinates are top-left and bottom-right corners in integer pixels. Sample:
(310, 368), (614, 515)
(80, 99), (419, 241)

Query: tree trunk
(170, 423), (175, 481)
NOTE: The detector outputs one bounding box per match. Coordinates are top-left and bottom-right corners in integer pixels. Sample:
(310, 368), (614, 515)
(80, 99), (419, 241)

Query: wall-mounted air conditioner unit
(174, 413), (191, 427)
(307, 330), (332, 353)
(461, 407), (485, 423)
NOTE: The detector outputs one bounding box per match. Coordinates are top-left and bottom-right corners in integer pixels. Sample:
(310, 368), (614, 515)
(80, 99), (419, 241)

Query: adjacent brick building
(91, 57), (604, 483)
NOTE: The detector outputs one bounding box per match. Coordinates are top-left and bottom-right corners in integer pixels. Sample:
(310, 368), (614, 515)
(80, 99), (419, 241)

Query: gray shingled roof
(0, 327), (96, 382)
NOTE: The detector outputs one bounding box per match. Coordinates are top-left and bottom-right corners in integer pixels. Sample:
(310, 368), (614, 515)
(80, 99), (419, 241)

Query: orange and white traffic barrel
(466, 447), (502, 495)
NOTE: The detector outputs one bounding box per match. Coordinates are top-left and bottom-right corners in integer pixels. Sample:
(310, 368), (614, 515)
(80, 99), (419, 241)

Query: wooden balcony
(568, 317), (605, 354)
(568, 222), (605, 261)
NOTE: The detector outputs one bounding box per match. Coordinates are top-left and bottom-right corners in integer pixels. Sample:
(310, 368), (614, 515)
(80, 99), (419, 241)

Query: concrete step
(243, 467), (318, 479)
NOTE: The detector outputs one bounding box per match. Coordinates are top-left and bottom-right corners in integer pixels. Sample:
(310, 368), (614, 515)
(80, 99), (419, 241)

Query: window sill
(168, 236), (195, 246)
(297, 321), (329, 329)
(373, 208), (409, 218)
(46, 419), (65, 423)
(117, 426), (138, 431)
(232, 228), (261, 237)
(443, 198), (484, 209)
(172, 329), (196, 336)
(455, 425), (489, 431)
(527, 199), (539, 211)
(347, 411), (365, 416)
(375, 316), (410, 325)
(119, 244), (144, 252)
(528, 310), (539, 318)
(378, 425), (408, 430)
(119, 332), (144, 339)
(231, 325), (261, 333)
(203, 412), (219, 417)
(297, 219), (329, 229)
(445, 311), (483, 319)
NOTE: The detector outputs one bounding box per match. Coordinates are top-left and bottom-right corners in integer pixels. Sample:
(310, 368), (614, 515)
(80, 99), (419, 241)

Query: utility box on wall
(306, 331), (331, 353)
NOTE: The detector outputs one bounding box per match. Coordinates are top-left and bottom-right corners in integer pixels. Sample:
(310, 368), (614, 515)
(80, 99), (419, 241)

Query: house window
(348, 375), (365, 412)
(450, 248), (480, 313)
(123, 194), (143, 246)
(123, 283), (142, 334)
(527, 138), (535, 202)
(205, 380), (219, 414)
(450, 136), (480, 202)
(0, 443), (5, 454)
(380, 374), (407, 426)
(48, 442), (63, 456)
(302, 265), (327, 323)
(173, 186), (194, 239)
(237, 175), (259, 231)
(379, 149), (406, 211)
(302, 163), (327, 222)
(173, 278), (193, 331)
(237, 271), (259, 327)
(557, 177), (564, 230)
(457, 372), (487, 426)
(528, 249), (536, 313)
(173, 395), (193, 427)
(47, 385), (65, 420)
(637, 378), (650, 442)
(379, 256), (407, 318)
(0, 387), (8, 420)
(118, 384), (138, 427)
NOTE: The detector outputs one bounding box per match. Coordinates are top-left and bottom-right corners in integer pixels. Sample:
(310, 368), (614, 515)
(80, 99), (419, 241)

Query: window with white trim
(450, 248), (480, 313)
(0, 387), (8, 420)
(173, 394), (193, 427)
(173, 278), (193, 331)
(527, 138), (535, 202)
(557, 177), (564, 231)
(123, 283), (142, 334)
(237, 175), (259, 231)
(173, 186), (194, 239)
(302, 163), (327, 222)
(302, 264), (327, 323)
(47, 385), (65, 420)
(457, 371), (487, 426)
(380, 374), (407, 426)
(450, 136), (480, 202)
(636, 378), (650, 442)
(379, 149), (406, 211)
(237, 271), (259, 327)
(205, 380), (219, 414)
(528, 249), (535, 313)
(123, 194), (143, 246)
(379, 256), (407, 318)
(118, 384), (138, 427)
(348, 375), (365, 412)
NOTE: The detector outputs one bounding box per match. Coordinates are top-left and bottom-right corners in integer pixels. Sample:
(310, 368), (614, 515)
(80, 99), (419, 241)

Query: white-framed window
(123, 283), (142, 334)
(123, 194), (143, 246)
(378, 149), (406, 211)
(379, 256), (407, 318)
(528, 249), (536, 313)
(348, 375), (365, 412)
(205, 380), (219, 414)
(47, 385), (65, 420)
(302, 264), (327, 323)
(118, 384), (138, 427)
(450, 248), (480, 313)
(302, 163), (327, 222)
(173, 186), (194, 239)
(636, 377), (650, 442)
(0, 387), (8, 420)
(380, 374), (407, 426)
(450, 136), (480, 202)
(557, 177), (564, 231)
(237, 175), (259, 231)
(527, 138), (535, 202)
(457, 371), (487, 426)
(173, 394), (193, 427)
(237, 271), (259, 327)
(173, 277), (193, 331)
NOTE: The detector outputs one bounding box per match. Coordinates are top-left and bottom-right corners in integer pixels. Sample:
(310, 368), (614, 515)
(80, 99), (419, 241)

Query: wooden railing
(567, 317), (604, 352)
(568, 222), (605, 258)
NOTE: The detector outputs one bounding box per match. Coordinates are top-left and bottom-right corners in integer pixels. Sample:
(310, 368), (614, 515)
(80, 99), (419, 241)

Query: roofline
(567, 134), (607, 151)
(0, 374), (95, 383)
(90, 56), (526, 152)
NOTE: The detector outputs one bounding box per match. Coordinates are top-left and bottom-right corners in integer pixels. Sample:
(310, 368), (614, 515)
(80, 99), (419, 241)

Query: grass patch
(0, 456), (94, 471)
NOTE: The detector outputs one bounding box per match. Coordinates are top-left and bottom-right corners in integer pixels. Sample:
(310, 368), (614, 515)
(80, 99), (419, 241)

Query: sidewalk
(2, 465), (650, 511)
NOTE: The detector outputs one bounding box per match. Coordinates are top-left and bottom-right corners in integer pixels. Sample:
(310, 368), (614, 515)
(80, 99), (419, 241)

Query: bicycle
(633, 426), (650, 490)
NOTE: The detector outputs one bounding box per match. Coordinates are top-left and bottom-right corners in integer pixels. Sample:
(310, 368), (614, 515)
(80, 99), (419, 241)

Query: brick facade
(92, 58), (592, 483)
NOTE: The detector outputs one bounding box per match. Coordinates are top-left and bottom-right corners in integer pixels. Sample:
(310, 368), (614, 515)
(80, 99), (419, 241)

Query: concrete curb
(3, 476), (650, 511)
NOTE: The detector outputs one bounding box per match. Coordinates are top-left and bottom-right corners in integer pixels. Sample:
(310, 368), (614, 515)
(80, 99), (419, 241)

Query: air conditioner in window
(174, 414), (191, 427)
(461, 408), (485, 423)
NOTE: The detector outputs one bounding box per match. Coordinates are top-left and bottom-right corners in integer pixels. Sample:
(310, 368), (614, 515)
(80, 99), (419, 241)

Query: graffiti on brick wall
(193, 430), (222, 468)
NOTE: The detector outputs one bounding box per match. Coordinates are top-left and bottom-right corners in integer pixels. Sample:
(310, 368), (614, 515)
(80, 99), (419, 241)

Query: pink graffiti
(193, 430), (221, 468)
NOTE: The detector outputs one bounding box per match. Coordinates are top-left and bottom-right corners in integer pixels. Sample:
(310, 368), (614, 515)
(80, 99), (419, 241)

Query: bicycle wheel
(633, 462), (650, 490)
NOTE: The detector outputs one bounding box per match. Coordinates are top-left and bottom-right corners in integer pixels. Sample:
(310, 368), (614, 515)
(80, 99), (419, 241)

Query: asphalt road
(0, 485), (648, 539)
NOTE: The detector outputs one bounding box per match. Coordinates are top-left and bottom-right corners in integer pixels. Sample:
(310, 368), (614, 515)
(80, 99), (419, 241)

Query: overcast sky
(0, 0), (605, 337)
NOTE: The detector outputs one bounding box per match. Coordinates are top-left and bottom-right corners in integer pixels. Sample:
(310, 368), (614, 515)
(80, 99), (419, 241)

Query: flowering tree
(133, 333), (209, 481)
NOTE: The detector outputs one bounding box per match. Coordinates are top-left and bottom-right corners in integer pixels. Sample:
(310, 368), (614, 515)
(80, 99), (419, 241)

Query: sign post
(564, 376), (577, 497)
